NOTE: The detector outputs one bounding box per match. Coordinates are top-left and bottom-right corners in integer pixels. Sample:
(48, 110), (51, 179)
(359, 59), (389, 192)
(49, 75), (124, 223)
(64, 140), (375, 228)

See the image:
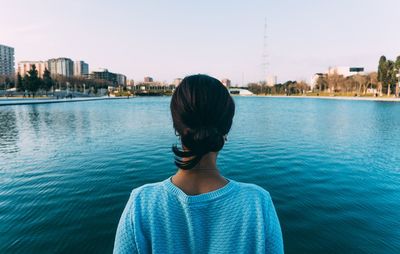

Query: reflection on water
(0, 109), (19, 154)
(0, 97), (400, 253)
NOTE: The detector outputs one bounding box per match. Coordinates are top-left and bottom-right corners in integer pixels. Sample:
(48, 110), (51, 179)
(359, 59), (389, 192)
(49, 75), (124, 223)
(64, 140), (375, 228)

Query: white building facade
(327, 66), (364, 77)
(0, 44), (15, 77)
(18, 61), (47, 78)
(47, 58), (74, 77)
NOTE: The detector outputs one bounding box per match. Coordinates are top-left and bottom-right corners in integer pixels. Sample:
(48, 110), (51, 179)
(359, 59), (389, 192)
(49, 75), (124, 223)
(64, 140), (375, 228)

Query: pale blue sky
(1, 0), (400, 85)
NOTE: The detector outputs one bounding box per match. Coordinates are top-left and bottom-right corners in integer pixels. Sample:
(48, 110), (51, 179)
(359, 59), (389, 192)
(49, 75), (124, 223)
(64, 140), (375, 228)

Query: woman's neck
(171, 152), (228, 195)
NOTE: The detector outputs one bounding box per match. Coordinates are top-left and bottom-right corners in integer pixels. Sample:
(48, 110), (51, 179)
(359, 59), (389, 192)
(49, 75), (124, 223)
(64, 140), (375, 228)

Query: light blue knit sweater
(114, 176), (283, 254)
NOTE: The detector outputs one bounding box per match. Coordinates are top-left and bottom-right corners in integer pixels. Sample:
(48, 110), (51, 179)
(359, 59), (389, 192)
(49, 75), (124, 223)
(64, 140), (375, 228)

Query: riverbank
(2, 94), (399, 105)
(255, 95), (400, 102)
(0, 96), (131, 106)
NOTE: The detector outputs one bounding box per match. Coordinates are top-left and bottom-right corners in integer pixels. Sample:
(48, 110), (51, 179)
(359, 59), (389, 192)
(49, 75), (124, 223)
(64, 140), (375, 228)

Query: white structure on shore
(0, 44), (15, 77)
(229, 88), (254, 96)
(18, 61), (47, 78)
(74, 60), (89, 77)
(327, 66), (364, 77)
(310, 67), (365, 89)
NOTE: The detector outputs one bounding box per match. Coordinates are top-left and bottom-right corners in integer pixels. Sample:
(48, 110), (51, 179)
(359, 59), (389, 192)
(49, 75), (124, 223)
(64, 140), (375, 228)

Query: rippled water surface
(1, 97), (400, 253)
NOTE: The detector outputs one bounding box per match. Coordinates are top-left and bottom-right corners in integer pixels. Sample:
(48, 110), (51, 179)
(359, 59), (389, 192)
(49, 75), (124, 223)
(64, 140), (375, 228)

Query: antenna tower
(262, 18), (269, 83)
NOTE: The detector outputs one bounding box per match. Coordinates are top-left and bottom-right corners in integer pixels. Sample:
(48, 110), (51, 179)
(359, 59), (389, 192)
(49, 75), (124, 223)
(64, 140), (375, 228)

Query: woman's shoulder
(231, 179), (273, 202)
(129, 180), (167, 200)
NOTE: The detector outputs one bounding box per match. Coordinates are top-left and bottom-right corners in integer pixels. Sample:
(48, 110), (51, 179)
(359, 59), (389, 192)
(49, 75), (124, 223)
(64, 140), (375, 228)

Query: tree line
(247, 80), (310, 95)
(313, 72), (378, 96)
(16, 65), (54, 96)
(377, 55), (400, 97)
(7, 64), (115, 96)
(247, 55), (400, 97)
(312, 55), (400, 97)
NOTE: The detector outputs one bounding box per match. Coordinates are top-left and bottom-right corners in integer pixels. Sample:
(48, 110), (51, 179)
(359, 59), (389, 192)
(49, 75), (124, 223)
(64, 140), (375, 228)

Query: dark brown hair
(170, 74), (235, 169)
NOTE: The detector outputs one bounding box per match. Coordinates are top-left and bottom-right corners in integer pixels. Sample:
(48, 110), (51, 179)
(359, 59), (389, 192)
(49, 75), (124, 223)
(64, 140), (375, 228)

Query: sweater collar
(163, 176), (236, 204)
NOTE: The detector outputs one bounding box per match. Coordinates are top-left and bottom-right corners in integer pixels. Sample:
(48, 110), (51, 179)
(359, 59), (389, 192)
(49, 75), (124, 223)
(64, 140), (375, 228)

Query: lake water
(1, 96), (399, 253)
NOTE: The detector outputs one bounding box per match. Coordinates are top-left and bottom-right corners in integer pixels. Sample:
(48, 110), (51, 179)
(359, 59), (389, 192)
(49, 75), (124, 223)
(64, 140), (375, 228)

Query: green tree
(386, 60), (397, 96)
(41, 68), (54, 95)
(247, 83), (262, 94)
(25, 64), (41, 97)
(377, 56), (388, 95)
(394, 56), (400, 97)
(16, 73), (25, 92)
(5, 77), (13, 89)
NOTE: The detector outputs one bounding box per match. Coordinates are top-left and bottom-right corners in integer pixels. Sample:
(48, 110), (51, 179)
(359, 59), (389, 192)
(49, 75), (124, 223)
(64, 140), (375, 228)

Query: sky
(1, 0), (400, 85)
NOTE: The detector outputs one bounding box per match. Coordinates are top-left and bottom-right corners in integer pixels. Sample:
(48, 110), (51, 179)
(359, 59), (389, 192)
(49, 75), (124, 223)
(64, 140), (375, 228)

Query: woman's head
(170, 74), (235, 170)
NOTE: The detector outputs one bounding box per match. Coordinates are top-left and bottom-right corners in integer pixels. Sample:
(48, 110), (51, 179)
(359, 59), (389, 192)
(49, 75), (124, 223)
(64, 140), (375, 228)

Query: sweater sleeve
(113, 192), (139, 254)
(265, 194), (284, 254)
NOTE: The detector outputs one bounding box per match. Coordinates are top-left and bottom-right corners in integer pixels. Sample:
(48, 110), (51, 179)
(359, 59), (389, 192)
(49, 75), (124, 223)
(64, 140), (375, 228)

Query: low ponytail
(170, 74), (235, 170)
(172, 127), (225, 170)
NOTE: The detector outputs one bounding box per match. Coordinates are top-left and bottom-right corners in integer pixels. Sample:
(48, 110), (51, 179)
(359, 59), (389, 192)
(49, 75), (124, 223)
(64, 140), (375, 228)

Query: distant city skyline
(1, 0), (400, 84)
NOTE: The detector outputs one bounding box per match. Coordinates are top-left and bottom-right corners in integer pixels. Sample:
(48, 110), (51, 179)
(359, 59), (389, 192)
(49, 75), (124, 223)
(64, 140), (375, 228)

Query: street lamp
(396, 73), (400, 98)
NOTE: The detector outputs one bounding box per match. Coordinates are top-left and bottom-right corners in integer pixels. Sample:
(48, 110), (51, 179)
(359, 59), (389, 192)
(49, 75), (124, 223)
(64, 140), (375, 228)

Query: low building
(18, 61), (47, 77)
(90, 68), (117, 84)
(0, 44), (15, 77)
(127, 79), (135, 86)
(126, 79), (135, 90)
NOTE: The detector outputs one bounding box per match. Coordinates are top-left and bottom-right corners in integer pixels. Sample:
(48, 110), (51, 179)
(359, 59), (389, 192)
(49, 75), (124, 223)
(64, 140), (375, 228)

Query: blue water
(1, 97), (399, 253)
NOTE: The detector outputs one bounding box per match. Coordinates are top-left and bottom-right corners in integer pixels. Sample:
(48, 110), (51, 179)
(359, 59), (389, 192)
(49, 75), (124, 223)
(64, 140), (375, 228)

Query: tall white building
(74, 60), (89, 77)
(18, 61), (47, 78)
(47, 58), (74, 77)
(0, 44), (15, 77)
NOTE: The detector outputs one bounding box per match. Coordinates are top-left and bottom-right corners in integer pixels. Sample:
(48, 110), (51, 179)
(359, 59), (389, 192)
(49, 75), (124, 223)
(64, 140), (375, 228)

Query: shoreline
(0, 96), (131, 106)
(1, 94), (400, 105)
(251, 95), (400, 102)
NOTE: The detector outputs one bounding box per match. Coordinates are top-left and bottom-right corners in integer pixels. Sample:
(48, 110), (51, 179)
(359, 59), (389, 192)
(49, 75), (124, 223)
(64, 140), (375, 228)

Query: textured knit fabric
(113, 176), (283, 254)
